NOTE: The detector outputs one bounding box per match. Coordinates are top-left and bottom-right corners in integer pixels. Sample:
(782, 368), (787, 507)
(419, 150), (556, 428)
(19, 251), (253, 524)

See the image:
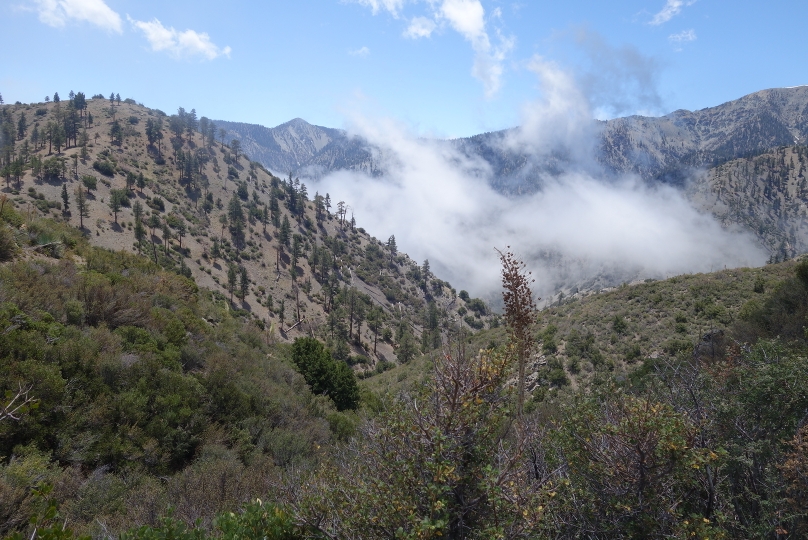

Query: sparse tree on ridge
(387, 234), (397, 264)
(230, 138), (241, 161)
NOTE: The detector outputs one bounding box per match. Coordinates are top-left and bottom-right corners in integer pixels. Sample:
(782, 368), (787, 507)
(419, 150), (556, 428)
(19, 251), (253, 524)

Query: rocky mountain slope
(219, 86), (808, 185)
(214, 118), (376, 178)
(0, 98), (493, 370)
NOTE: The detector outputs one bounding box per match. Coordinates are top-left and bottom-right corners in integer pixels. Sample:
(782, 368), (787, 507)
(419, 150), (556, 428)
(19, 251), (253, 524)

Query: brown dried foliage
(497, 247), (537, 415)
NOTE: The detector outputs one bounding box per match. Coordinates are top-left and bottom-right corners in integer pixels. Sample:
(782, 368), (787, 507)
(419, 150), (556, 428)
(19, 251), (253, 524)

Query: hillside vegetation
(0, 95), (495, 373)
(2, 93), (808, 540)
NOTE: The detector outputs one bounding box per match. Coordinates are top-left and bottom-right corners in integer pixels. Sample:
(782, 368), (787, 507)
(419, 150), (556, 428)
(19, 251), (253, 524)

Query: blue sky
(2, 0), (807, 138)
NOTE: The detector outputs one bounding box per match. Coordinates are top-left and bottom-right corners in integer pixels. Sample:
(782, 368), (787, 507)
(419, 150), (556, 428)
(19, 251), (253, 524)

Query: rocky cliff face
(213, 118), (376, 177)
(219, 86), (808, 187)
(597, 86), (808, 183)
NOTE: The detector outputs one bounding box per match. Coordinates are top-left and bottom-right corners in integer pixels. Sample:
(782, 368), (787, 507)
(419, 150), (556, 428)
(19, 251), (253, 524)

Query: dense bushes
(290, 337), (359, 411)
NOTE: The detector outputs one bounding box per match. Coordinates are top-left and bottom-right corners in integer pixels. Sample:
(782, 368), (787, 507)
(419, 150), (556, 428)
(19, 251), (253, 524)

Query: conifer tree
(227, 263), (237, 303)
(74, 185), (88, 229)
(387, 234), (397, 264)
(162, 220), (171, 255)
(17, 113), (26, 140)
(108, 190), (125, 223)
(61, 184), (69, 217)
(210, 238), (221, 264)
(239, 266), (249, 301)
(279, 215), (291, 251)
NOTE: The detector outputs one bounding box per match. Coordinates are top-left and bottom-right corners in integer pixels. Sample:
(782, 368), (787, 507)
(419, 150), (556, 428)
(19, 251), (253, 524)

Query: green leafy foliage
(290, 337), (359, 411)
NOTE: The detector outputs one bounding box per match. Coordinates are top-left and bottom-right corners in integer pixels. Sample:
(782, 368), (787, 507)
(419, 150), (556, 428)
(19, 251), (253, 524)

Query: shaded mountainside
(689, 144), (808, 259)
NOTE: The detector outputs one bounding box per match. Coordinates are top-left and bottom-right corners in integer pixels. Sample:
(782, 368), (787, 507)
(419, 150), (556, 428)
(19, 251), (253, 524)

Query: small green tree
(74, 185), (88, 229)
(60, 183), (69, 217)
(81, 175), (97, 195)
(238, 265), (249, 302)
(227, 263), (238, 303)
(109, 189), (126, 223)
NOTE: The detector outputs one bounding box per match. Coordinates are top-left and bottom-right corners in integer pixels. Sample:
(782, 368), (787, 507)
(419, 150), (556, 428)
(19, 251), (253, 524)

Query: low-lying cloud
(312, 54), (766, 300)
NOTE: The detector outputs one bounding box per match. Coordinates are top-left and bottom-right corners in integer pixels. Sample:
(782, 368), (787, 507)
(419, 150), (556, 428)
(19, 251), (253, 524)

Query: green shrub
(93, 160), (115, 177)
(0, 225), (18, 261)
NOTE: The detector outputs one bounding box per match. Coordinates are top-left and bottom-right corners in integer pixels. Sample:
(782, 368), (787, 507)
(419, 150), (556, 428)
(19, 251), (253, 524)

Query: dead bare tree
(0, 383), (38, 423)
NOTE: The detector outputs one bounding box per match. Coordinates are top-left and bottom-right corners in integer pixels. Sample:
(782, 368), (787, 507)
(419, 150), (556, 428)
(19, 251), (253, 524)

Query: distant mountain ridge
(212, 118), (376, 178)
(216, 86), (808, 187)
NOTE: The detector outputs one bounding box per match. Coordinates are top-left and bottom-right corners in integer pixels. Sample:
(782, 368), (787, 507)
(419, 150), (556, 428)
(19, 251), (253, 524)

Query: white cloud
(649, 0), (696, 25)
(439, 0), (486, 40)
(352, 0), (513, 98)
(128, 17), (231, 60)
(349, 0), (407, 17)
(310, 57), (765, 300)
(31, 0), (122, 33)
(350, 46), (371, 57)
(668, 28), (697, 49)
(404, 16), (436, 38)
(313, 114), (765, 300)
(433, 0), (514, 97)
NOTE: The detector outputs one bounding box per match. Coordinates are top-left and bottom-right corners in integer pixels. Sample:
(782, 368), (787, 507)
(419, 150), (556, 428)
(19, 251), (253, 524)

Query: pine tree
(162, 221), (171, 255)
(238, 266), (249, 301)
(227, 263), (238, 303)
(279, 215), (291, 251)
(210, 238), (221, 264)
(74, 185), (88, 229)
(108, 190), (125, 224)
(61, 184), (69, 217)
(387, 234), (397, 264)
(17, 113), (27, 140)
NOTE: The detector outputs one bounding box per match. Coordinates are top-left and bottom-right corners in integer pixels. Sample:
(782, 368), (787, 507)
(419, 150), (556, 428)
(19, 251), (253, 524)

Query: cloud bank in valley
(312, 54), (766, 301)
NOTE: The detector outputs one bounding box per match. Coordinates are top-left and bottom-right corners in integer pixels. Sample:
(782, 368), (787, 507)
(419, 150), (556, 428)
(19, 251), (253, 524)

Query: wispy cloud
(349, 46), (371, 57)
(349, 0), (407, 17)
(668, 28), (696, 51)
(404, 16), (436, 38)
(649, 0), (696, 25)
(575, 29), (664, 118)
(31, 0), (122, 33)
(439, 0), (514, 97)
(354, 0), (514, 98)
(128, 16), (231, 60)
